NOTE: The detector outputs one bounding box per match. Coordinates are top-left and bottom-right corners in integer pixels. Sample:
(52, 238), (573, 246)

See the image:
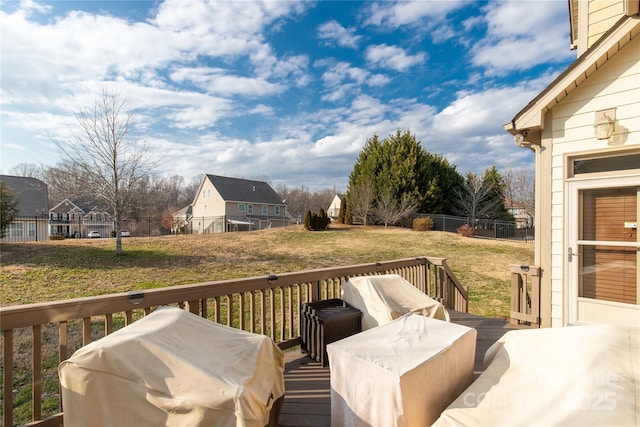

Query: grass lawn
(0, 224), (534, 317)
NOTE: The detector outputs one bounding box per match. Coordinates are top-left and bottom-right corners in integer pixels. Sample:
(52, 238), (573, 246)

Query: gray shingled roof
(0, 175), (49, 217)
(206, 175), (283, 204)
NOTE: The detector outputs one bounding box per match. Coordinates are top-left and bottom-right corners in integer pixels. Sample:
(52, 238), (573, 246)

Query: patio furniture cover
(327, 313), (476, 426)
(341, 274), (450, 330)
(59, 307), (285, 427)
(433, 323), (640, 426)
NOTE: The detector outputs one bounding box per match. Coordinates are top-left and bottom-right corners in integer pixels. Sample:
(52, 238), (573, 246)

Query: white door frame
(566, 174), (639, 325)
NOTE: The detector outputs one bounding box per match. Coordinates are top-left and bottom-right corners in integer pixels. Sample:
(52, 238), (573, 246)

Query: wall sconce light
(513, 130), (528, 147)
(594, 109), (616, 140)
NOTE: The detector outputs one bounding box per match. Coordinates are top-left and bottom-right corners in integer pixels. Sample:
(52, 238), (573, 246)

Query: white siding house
(191, 175), (288, 233)
(505, 2), (639, 327)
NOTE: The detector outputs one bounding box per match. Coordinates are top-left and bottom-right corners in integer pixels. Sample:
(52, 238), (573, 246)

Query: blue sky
(1, 0), (575, 191)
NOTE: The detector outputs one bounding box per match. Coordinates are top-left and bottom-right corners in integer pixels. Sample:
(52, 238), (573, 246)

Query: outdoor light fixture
(594, 109), (616, 141)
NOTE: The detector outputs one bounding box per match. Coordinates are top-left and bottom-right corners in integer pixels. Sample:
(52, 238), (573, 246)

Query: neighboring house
(190, 175), (288, 233)
(504, 1), (639, 327)
(49, 198), (113, 238)
(0, 175), (49, 241)
(171, 204), (193, 234)
(506, 201), (533, 228)
(327, 194), (344, 220)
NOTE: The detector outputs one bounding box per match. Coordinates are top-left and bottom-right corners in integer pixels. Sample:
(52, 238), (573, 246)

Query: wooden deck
(277, 311), (531, 427)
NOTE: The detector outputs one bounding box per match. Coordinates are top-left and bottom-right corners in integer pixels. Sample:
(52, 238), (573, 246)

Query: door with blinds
(567, 176), (639, 325)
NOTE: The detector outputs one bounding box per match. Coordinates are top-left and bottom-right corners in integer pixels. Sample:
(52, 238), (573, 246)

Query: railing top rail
(1, 256), (445, 331)
(509, 264), (541, 275)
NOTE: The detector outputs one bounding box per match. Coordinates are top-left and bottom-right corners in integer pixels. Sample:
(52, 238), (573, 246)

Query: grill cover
(59, 307), (284, 427)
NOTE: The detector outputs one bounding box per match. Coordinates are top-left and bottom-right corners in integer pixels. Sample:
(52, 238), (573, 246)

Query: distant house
(504, 1), (639, 327)
(190, 175), (288, 233)
(49, 198), (113, 238)
(327, 194), (344, 220)
(506, 201), (532, 229)
(0, 175), (49, 241)
(171, 204), (193, 234)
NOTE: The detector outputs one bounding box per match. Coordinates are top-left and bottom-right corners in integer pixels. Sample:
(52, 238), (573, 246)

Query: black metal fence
(414, 213), (535, 242)
(2, 215), (291, 242)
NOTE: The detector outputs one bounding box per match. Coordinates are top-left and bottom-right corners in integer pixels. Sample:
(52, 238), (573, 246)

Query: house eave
(506, 15), (640, 138)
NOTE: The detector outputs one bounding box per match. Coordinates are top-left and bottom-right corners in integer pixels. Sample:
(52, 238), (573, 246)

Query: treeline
(7, 162), (200, 220)
(7, 130), (534, 228)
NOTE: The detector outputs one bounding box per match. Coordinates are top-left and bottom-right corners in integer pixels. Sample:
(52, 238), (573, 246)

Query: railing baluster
(125, 310), (133, 325)
(105, 313), (113, 335)
(226, 294), (233, 327)
(4, 329), (14, 427)
(214, 297), (220, 323)
(287, 285), (294, 339)
(270, 289), (276, 342)
(59, 321), (68, 413)
(201, 298), (208, 319)
(239, 293), (246, 330)
(32, 324), (42, 421)
(82, 317), (92, 345)
(249, 292), (256, 333)
(260, 291), (266, 335)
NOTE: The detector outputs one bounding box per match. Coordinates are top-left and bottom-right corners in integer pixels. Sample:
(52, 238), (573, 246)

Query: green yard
(0, 224), (534, 317)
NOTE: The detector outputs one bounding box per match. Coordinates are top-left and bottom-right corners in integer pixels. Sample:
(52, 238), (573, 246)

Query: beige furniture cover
(433, 323), (640, 426)
(327, 313), (476, 427)
(341, 274), (450, 330)
(59, 307), (285, 427)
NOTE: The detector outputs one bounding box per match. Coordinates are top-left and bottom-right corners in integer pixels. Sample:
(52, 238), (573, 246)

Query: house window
(275, 206), (280, 215)
(238, 204), (246, 213)
(247, 204), (253, 215)
(262, 205), (268, 215)
(28, 222), (36, 239)
(572, 153), (640, 176)
(9, 223), (23, 238)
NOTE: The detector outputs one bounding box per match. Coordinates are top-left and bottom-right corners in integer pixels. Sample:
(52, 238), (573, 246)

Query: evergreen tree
(303, 209), (312, 230)
(345, 202), (352, 225)
(482, 166), (514, 221)
(348, 130), (462, 220)
(338, 197), (346, 224)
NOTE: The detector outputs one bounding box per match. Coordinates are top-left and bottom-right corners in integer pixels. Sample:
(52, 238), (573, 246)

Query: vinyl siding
(545, 33), (640, 326)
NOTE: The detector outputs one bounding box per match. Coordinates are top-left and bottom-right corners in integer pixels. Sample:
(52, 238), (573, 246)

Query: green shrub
(412, 217), (433, 231)
(456, 224), (477, 237)
(303, 209), (312, 230)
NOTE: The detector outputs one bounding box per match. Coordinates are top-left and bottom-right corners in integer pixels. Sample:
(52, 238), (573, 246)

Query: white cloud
(364, 0), (467, 28)
(170, 67), (284, 97)
(317, 19), (361, 48)
(365, 44), (426, 71)
(471, 1), (573, 73)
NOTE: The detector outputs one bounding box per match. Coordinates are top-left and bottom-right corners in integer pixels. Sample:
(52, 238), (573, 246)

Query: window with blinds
(580, 187), (638, 304)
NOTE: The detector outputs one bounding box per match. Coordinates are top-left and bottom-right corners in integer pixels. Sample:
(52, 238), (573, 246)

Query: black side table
(300, 299), (362, 367)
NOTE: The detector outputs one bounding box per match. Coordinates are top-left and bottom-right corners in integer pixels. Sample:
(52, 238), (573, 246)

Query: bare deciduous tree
(373, 186), (418, 228)
(8, 162), (44, 179)
(452, 173), (502, 224)
(348, 177), (375, 226)
(56, 88), (155, 255)
(503, 168), (535, 222)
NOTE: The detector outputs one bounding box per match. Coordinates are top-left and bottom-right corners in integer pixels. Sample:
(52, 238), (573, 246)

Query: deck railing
(1, 256), (468, 427)
(510, 264), (541, 327)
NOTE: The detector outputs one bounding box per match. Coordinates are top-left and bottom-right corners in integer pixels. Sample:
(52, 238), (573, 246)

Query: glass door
(567, 177), (639, 325)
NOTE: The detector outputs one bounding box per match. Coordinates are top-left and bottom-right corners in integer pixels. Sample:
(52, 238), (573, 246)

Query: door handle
(568, 247), (580, 262)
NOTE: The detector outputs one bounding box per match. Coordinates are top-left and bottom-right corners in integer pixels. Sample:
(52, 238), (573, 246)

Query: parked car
(120, 230), (130, 237)
(87, 231), (100, 238)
